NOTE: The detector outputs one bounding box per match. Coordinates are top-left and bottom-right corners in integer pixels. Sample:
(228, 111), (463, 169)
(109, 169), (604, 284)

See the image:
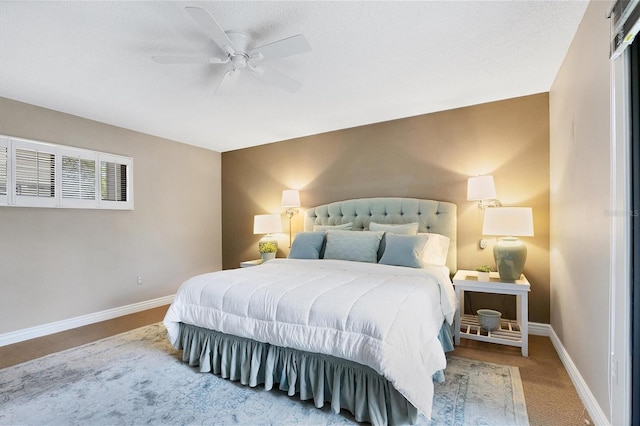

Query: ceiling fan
(152, 7), (311, 93)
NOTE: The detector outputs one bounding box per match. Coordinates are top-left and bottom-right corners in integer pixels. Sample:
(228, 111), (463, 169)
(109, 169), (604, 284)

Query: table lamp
(482, 207), (534, 281)
(253, 214), (282, 261)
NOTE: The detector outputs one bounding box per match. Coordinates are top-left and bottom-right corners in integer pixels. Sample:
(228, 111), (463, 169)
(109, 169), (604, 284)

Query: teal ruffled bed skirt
(177, 322), (453, 425)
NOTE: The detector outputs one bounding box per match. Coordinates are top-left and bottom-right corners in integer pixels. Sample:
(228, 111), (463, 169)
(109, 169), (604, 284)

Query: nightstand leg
(517, 293), (529, 357)
(454, 289), (463, 346)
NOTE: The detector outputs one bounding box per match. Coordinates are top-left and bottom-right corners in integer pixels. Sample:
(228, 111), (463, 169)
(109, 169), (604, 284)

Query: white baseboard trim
(528, 321), (551, 336)
(548, 326), (610, 426)
(0, 295), (175, 347)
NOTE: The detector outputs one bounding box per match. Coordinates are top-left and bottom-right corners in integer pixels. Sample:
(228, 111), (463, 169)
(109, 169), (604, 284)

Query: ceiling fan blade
(152, 56), (227, 64)
(213, 69), (234, 94)
(185, 7), (236, 55)
(250, 34), (311, 62)
(251, 65), (302, 93)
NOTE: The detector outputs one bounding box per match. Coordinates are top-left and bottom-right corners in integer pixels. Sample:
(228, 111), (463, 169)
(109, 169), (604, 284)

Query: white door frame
(609, 49), (633, 426)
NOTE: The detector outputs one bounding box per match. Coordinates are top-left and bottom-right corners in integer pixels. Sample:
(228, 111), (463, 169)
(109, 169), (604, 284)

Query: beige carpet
(0, 324), (528, 425)
(453, 337), (592, 426)
(0, 305), (591, 425)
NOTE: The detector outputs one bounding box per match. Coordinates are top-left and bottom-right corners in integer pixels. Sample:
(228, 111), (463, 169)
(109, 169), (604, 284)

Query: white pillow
(368, 222), (419, 235)
(313, 222), (353, 231)
(418, 233), (450, 266)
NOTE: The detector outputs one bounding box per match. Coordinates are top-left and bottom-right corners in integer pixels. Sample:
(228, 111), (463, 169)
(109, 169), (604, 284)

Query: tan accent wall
(222, 93), (550, 323)
(0, 97), (222, 334)
(549, 0), (611, 418)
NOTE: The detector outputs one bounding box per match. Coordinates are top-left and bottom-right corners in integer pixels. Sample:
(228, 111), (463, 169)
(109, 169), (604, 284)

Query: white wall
(0, 97), (222, 334)
(549, 0), (611, 420)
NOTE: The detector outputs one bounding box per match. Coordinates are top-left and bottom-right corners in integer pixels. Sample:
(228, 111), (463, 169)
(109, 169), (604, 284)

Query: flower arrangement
(258, 241), (278, 253)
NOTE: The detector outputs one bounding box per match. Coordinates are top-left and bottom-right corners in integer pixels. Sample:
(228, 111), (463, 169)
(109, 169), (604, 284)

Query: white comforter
(164, 258), (458, 419)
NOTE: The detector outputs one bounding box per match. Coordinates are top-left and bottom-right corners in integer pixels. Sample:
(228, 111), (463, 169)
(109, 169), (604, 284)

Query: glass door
(630, 38), (640, 426)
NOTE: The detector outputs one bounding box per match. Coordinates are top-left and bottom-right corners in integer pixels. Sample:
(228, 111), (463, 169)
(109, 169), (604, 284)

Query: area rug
(0, 323), (528, 425)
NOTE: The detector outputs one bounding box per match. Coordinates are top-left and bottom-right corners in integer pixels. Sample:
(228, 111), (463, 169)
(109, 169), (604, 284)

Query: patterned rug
(0, 323), (528, 425)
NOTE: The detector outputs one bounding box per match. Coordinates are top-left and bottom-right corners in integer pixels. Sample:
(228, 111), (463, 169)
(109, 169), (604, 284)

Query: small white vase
(261, 252), (276, 262)
(477, 271), (490, 282)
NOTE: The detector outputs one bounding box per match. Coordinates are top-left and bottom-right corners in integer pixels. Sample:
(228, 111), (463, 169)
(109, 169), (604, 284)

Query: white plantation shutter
(60, 149), (97, 208)
(13, 139), (56, 207)
(1, 134), (132, 210)
(62, 158), (96, 199)
(0, 147), (6, 194)
(101, 161), (126, 201)
(0, 137), (8, 205)
(100, 154), (133, 209)
(15, 149), (55, 196)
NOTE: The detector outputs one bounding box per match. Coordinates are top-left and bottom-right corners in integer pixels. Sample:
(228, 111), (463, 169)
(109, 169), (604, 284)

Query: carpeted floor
(453, 337), (592, 425)
(0, 305), (591, 425)
(0, 322), (527, 425)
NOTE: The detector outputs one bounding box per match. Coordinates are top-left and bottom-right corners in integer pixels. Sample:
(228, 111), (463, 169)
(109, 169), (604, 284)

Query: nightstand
(240, 259), (263, 268)
(452, 269), (531, 356)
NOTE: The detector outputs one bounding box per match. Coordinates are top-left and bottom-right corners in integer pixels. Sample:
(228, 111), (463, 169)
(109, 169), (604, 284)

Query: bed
(164, 197), (458, 425)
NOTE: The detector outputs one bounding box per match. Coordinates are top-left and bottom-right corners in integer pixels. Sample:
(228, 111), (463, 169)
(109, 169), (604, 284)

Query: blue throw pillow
(323, 230), (384, 263)
(288, 232), (326, 259)
(369, 222), (420, 261)
(379, 233), (429, 268)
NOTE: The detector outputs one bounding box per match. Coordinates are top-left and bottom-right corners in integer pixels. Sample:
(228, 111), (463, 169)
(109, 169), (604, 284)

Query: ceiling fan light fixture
(232, 55), (247, 69)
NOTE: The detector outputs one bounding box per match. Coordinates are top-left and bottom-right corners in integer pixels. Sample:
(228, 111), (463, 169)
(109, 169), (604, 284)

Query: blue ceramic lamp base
(493, 237), (527, 281)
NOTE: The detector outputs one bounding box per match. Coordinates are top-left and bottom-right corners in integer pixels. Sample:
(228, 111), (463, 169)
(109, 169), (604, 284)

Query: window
(99, 154), (132, 209)
(16, 149), (55, 197)
(13, 138), (56, 208)
(60, 148), (97, 208)
(0, 137), (8, 205)
(631, 36), (640, 426)
(0, 135), (133, 210)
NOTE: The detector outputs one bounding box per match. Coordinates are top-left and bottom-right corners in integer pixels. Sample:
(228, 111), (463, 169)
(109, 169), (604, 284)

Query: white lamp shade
(467, 175), (497, 201)
(253, 214), (283, 234)
(482, 207), (534, 237)
(281, 190), (301, 208)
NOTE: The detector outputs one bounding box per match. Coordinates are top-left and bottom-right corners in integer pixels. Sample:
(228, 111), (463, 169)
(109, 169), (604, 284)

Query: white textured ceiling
(0, 1), (588, 153)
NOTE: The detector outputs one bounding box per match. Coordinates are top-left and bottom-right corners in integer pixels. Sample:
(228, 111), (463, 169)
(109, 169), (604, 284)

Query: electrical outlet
(137, 276), (143, 286)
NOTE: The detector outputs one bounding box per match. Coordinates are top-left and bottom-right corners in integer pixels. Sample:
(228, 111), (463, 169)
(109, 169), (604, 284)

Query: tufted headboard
(304, 197), (457, 272)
